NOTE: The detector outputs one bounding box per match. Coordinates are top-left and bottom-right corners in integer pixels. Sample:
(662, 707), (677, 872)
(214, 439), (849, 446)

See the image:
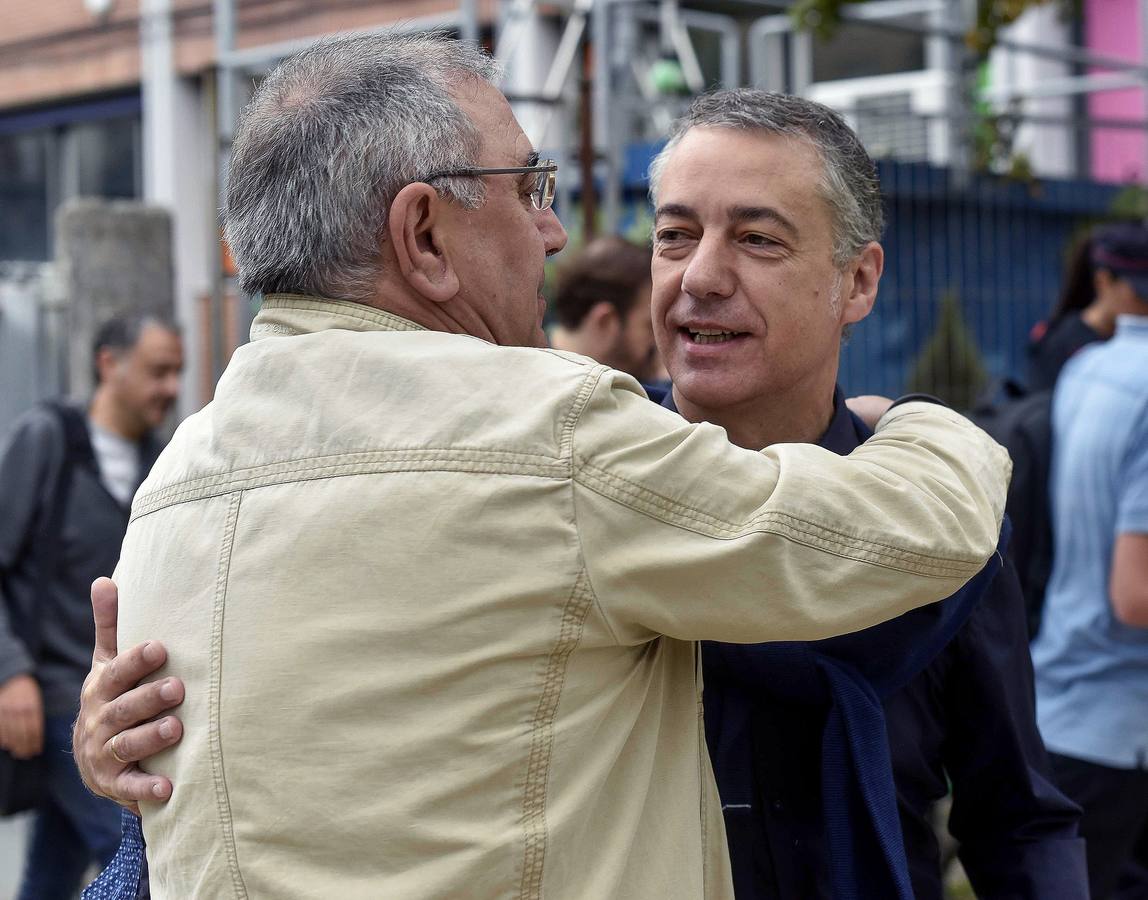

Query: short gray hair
(649, 89), (884, 267)
(225, 32), (499, 302)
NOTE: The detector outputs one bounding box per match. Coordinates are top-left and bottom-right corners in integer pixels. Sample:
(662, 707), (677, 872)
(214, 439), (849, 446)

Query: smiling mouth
(682, 327), (745, 345)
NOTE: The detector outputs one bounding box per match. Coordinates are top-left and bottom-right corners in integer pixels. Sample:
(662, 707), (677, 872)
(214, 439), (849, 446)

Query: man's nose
(681, 236), (735, 301)
(540, 207), (568, 257)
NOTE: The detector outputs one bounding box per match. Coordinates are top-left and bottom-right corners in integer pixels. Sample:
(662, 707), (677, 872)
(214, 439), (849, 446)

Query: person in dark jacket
(0, 310), (181, 899)
(1027, 232), (1102, 391)
(1026, 224), (1146, 392)
(646, 89), (1087, 899)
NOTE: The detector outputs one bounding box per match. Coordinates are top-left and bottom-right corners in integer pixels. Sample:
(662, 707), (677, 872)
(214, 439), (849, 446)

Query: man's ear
(386, 183), (460, 303)
(841, 241), (884, 326)
(585, 301), (621, 338)
(94, 347), (119, 385)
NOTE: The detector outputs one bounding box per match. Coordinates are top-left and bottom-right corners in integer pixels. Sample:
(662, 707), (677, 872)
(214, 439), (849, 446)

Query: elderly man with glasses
(71, 33), (1009, 900)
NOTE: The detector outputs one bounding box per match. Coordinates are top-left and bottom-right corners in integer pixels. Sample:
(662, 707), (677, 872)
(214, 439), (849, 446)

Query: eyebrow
(654, 203), (696, 222)
(655, 203), (800, 240)
(729, 205), (800, 239)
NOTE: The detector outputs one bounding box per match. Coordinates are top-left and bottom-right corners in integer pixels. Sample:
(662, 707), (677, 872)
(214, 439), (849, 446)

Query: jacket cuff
(888, 392), (947, 411)
(875, 399), (972, 434)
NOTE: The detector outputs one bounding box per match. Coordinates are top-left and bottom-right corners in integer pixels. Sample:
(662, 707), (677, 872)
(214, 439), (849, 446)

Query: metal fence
(840, 159), (1126, 407)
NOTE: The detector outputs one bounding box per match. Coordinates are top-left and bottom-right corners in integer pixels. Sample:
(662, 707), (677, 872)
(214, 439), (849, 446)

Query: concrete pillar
(141, 0), (212, 417)
(56, 200), (175, 401)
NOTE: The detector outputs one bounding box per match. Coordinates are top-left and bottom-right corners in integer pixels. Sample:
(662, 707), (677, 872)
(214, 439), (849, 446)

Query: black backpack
(971, 379), (1054, 639)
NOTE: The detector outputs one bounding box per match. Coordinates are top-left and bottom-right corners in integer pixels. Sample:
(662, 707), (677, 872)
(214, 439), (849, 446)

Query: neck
(548, 326), (579, 354)
(1081, 303), (1118, 337)
(672, 369), (838, 451)
(88, 386), (144, 442)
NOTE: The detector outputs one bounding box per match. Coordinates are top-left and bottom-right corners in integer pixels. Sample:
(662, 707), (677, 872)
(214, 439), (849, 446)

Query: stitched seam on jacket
(557, 366), (608, 462)
(573, 461), (978, 578)
(132, 452), (566, 521)
(519, 570), (594, 900)
(559, 368), (623, 644)
(210, 492), (248, 899)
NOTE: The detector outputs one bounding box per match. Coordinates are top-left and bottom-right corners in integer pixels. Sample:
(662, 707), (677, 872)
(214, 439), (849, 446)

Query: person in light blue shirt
(1033, 222), (1148, 900)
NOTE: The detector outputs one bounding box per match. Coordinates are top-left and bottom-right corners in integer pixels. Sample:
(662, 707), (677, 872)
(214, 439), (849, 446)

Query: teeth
(689, 329), (738, 344)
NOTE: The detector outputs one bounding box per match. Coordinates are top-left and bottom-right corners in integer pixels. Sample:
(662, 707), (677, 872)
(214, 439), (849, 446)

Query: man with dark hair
(548, 236), (661, 382)
(0, 310), (181, 898)
(646, 88), (1086, 899)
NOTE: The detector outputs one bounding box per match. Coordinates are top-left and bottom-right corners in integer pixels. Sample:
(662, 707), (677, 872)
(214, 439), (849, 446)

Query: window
(812, 20), (926, 83)
(0, 98), (141, 262)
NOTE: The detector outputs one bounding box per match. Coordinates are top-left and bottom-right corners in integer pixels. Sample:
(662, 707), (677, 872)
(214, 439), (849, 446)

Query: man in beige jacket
(72, 33), (1009, 900)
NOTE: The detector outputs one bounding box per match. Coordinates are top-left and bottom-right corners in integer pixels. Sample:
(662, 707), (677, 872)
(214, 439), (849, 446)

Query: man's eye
(743, 233), (778, 248)
(656, 229), (688, 243)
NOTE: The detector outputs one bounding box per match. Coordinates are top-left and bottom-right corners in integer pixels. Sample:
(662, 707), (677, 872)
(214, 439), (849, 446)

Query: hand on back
(72, 577), (185, 813)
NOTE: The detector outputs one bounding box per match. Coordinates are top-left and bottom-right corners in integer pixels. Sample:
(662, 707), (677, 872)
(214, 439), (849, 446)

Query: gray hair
(649, 89), (884, 267)
(92, 309), (180, 383)
(224, 32), (499, 302)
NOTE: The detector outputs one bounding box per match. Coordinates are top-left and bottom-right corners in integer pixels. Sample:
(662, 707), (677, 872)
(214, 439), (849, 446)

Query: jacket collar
(250, 294), (428, 341)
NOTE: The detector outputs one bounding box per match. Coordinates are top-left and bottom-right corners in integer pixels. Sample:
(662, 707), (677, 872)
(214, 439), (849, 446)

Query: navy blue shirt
(650, 384), (1086, 900)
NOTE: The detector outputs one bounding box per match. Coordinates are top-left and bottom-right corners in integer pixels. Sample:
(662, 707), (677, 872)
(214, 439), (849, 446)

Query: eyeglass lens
(532, 164), (556, 211)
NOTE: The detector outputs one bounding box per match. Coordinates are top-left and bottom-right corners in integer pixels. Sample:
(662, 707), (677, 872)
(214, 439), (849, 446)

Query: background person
(1026, 223), (1148, 392)
(1032, 225), (1148, 899)
(0, 310), (182, 899)
(548, 235), (662, 383)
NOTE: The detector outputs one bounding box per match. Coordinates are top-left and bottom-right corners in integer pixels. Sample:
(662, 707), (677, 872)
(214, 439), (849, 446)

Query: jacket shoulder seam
(131, 448), (568, 520)
(557, 365), (609, 465)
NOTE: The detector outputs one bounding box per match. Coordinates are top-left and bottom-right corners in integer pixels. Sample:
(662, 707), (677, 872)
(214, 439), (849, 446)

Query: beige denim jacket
(117, 294), (1009, 899)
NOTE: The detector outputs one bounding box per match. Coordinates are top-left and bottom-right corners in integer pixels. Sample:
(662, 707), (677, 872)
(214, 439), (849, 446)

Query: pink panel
(1086, 0), (1146, 182)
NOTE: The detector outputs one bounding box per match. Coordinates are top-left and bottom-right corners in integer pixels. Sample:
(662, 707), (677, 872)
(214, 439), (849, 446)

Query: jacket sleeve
(569, 368), (1011, 646)
(0, 408), (63, 685)
(946, 559), (1089, 899)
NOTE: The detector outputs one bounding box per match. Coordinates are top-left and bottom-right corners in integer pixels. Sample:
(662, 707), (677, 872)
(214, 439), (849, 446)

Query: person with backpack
(975, 225), (1141, 638)
(0, 311), (181, 899)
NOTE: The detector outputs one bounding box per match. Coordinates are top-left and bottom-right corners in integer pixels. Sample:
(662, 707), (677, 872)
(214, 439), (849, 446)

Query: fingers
(96, 641), (169, 704)
(106, 715), (183, 765)
(104, 678), (184, 736)
(3, 709), (43, 759)
(8, 720), (43, 760)
(109, 768), (174, 814)
(0, 675), (44, 759)
(73, 671), (184, 808)
(91, 577), (120, 663)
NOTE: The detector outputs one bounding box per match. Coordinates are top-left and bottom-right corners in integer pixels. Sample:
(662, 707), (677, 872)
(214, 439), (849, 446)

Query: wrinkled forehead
(451, 78), (535, 166)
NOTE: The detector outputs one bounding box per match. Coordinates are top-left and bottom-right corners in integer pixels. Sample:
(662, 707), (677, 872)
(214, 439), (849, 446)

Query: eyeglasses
(424, 159), (558, 211)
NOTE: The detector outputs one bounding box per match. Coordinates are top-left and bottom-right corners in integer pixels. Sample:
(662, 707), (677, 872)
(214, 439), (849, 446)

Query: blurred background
(2, 1), (1146, 894)
(3, 0), (1147, 432)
